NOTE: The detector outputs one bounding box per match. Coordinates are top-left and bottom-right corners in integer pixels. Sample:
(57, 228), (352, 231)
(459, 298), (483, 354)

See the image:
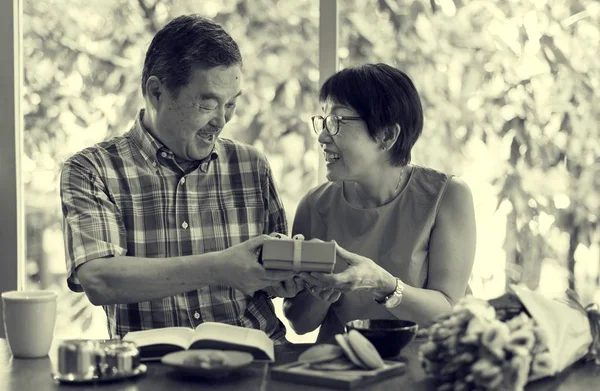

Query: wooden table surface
(1, 338), (599, 390)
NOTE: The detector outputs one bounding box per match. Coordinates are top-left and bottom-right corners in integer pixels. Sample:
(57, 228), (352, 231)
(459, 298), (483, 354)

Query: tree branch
(43, 30), (131, 69)
(377, 0), (402, 31)
(137, 0), (160, 33)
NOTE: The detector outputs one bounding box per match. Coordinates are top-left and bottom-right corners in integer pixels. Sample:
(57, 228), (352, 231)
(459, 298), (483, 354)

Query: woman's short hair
(141, 14), (242, 98)
(319, 63), (423, 166)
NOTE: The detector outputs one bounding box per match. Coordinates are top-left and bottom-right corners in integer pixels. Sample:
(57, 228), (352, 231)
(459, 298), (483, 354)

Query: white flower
(481, 320), (510, 358)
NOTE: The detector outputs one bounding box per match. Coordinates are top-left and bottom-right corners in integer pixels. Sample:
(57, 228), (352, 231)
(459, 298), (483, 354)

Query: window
(339, 0), (600, 302)
(6, 0), (599, 343)
(17, 0), (328, 342)
(0, 1), (22, 338)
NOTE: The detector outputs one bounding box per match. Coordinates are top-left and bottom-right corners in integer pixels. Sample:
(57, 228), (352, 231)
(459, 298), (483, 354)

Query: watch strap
(375, 277), (404, 308)
(375, 278), (398, 304)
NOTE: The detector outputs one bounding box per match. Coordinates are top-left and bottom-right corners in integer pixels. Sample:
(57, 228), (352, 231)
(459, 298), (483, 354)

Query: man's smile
(197, 133), (216, 143)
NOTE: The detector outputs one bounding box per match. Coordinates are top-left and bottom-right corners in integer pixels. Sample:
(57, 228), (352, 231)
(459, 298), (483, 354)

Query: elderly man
(60, 15), (302, 342)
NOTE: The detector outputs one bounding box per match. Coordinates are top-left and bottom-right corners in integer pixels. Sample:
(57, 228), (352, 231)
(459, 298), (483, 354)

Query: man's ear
(145, 76), (163, 110)
(379, 124), (401, 151)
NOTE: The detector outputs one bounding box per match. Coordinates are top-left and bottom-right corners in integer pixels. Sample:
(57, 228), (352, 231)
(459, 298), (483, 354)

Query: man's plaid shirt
(60, 110), (288, 342)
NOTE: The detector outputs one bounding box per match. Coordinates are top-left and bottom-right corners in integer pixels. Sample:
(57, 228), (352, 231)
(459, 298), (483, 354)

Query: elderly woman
(283, 63), (476, 342)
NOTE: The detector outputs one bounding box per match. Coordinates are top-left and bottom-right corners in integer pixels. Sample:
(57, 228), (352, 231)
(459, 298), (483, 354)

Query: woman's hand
(304, 283), (342, 303)
(263, 276), (305, 298)
(298, 241), (396, 300)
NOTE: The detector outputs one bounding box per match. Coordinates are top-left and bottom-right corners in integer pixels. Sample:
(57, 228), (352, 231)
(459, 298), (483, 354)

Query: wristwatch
(375, 277), (404, 309)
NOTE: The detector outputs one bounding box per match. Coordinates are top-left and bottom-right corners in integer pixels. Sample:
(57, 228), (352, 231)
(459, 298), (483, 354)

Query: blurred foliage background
(22, 0), (600, 341)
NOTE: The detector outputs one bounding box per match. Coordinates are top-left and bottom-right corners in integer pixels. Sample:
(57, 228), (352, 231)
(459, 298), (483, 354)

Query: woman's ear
(379, 124), (401, 151)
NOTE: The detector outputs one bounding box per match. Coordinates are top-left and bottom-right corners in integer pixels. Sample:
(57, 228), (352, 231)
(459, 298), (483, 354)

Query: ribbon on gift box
(293, 239), (302, 273)
(272, 233), (305, 273)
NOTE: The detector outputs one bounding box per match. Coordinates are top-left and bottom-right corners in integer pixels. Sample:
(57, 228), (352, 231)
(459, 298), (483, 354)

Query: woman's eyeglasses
(311, 115), (362, 136)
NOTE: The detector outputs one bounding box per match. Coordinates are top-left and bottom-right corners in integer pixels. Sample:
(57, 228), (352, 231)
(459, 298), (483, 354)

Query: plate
(161, 350), (254, 378)
(53, 364), (147, 384)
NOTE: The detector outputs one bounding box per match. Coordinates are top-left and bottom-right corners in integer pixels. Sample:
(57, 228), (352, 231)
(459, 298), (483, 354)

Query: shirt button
(152, 161), (157, 167)
(193, 312), (200, 320)
(180, 177), (186, 185)
(182, 221), (188, 229)
(161, 152), (168, 158)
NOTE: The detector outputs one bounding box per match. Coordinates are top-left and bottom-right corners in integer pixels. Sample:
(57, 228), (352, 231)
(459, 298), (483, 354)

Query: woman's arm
(304, 177), (476, 327)
(374, 176), (476, 325)
(283, 290), (332, 334)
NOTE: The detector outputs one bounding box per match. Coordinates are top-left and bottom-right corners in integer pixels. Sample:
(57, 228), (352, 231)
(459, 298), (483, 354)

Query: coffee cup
(2, 290), (58, 358)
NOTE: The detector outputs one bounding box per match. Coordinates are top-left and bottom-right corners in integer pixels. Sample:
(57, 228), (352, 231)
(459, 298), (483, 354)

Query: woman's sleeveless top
(293, 165), (453, 343)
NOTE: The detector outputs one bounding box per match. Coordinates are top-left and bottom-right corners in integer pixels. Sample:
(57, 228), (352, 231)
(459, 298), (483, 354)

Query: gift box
(260, 239), (336, 273)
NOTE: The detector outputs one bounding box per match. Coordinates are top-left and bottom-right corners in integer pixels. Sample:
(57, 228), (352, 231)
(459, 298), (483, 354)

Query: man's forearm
(77, 253), (224, 305)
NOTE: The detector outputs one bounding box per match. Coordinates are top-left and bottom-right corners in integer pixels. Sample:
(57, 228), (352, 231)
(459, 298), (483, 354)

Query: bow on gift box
(559, 289), (600, 365)
(271, 233), (304, 272)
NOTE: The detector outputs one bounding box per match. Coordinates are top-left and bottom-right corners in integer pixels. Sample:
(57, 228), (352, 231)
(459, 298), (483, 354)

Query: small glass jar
(96, 340), (141, 378)
(56, 340), (99, 381)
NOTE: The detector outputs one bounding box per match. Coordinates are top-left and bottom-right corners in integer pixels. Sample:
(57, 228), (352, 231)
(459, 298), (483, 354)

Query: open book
(123, 322), (275, 362)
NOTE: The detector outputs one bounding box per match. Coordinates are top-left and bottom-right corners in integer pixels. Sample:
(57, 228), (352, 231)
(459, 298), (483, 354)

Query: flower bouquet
(418, 284), (600, 390)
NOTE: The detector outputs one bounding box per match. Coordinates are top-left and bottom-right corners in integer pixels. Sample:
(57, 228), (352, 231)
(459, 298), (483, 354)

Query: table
(1, 338), (599, 390)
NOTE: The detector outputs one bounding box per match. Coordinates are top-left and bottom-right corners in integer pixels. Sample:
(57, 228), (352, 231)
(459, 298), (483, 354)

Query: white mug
(2, 290), (57, 358)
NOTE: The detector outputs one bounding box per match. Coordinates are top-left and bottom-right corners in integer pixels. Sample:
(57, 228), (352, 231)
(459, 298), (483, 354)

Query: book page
(123, 327), (194, 349)
(190, 322), (275, 361)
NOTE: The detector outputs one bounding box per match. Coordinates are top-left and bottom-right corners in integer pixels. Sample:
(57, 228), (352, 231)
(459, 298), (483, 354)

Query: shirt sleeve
(60, 158), (127, 292)
(261, 159), (288, 237)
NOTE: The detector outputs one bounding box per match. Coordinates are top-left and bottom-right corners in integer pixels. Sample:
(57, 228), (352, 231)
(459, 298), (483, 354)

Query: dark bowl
(345, 319), (418, 359)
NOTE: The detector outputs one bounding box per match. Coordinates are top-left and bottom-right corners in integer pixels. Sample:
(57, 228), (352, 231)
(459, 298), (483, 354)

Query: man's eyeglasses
(311, 115), (362, 136)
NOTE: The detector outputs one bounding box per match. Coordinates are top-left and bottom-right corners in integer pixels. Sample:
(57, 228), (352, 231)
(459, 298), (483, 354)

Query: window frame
(0, 0), (24, 338)
(0, 0), (338, 335)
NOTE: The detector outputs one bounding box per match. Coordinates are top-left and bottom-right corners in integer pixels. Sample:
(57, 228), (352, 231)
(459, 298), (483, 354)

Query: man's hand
(263, 276), (305, 298)
(215, 234), (296, 296)
(259, 233), (307, 298)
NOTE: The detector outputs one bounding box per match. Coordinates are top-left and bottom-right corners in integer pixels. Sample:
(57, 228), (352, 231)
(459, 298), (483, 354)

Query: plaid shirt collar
(130, 109), (218, 172)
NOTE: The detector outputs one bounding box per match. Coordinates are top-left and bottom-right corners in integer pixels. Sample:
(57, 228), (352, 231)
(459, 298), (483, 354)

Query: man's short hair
(319, 63), (423, 167)
(141, 14), (242, 98)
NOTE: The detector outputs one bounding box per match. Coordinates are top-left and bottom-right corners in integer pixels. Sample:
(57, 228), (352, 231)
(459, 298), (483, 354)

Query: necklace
(355, 167), (404, 208)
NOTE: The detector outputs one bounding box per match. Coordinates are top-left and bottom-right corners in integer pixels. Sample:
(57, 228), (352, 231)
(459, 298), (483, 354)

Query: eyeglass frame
(311, 115), (363, 136)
